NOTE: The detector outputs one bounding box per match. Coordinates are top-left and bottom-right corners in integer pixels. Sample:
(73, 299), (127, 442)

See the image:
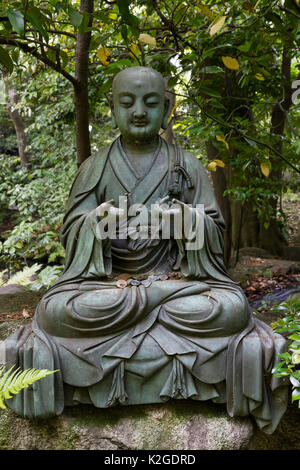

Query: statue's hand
(95, 199), (125, 221)
(155, 197), (191, 221)
(153, 197), (194, 240)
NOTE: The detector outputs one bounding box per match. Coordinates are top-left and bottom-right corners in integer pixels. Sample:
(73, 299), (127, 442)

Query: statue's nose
(133, 102), (146, 118)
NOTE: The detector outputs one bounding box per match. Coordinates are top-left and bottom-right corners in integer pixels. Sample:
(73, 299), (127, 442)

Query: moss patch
(0, 409), (12, 449)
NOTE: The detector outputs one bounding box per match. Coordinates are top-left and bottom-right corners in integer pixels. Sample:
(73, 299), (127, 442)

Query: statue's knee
(219, 291), (250, 333)
(38, 294), (67, 335)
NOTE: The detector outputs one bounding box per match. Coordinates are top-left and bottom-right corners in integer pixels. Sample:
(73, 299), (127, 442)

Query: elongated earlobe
(111, 111), (118, 129)
(161, 98), (170, 130)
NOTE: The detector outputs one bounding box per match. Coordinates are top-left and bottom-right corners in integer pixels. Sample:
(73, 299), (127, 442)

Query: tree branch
(0, 38), (78, 87)
(202, 109), (300, 175)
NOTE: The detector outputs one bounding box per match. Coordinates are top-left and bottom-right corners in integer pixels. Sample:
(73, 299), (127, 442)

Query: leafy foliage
(0, 0), (299, 269)
(271, 296), (300, 407)
(29, 265), (64, 291)
(0, 156), (75, 270)
(0, 365), (57, 409)
(3, 262), (41, 286)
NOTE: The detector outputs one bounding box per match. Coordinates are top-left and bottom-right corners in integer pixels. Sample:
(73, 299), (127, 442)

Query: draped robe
(4, 137), (288, 433)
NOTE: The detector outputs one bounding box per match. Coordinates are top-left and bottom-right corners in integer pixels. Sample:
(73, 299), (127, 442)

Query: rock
(0, 319), (31, 342)
(0, 397), (299, 450)
(248, 400), (300, 450)
(0, 401), (254, 450)
(0, 284), (26, 295)
(282, 246), (300, 261)
(229, 257), (300, 286)
(0, 287), (43, 317)
(237, 247), (275, 260)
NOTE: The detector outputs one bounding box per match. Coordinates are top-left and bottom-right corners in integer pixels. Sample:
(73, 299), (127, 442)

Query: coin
(130, 279), (140, 286)
(159, 274), (168, 281)
(134, 275), (147, 281)
(168, 272), (182, 279)
(117, 273), (132, 281)
(116, 279), (128, 289)
(141, 280), (152, 288)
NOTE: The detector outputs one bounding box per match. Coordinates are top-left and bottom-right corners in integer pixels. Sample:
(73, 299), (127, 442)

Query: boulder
(282, 246), (300, 261)
(0, 286), (42, 320)
(0, 395), (299, 450)
(0, 401), (254, 450)
(229, 257), (300, 285)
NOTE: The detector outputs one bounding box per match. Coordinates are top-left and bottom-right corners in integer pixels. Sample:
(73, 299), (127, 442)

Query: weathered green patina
(4, 67), (288, 433)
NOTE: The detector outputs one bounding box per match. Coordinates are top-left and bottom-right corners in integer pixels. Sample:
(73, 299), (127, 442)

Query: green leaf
(98, 79), (113, 94)
(244, 137), (257, 147)
(289, 334), (300, 341)
(198, 87), (222, 98)
(69, 9), (83, 28)
(121, 24), (128, 44)
(7, 9), (24, 36)
(292, 388), (300, 402)
(0, 45), (14, 73)
(168, 76), (179, 88)
(237, 42), (252, 53)
(199, 66), (224, 74)
(79, 12), (90, 34)
(27, 7), (49, 42)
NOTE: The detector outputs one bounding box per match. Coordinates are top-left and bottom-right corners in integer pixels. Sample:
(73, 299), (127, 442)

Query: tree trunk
(74, 0), (94, 167)
(5, 82), (29, 167)
(259, 48), (292, 254)
(206, 141), (232, 265)
(161, 76), (176, 145)
(206, 49), (294, 265)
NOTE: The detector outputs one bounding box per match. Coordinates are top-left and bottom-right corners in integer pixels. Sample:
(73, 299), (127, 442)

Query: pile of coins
(115, 272), (182, 289)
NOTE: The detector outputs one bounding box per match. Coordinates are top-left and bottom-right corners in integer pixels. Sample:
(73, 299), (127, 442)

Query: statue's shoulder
(79, 145), (110, 171)
(74, 145), (111, 182)
(69, 145), (111, 197)
(180, 148), (207, 174)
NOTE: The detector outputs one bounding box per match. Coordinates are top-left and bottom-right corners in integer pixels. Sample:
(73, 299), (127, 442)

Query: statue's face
(112, 69), (168, 144)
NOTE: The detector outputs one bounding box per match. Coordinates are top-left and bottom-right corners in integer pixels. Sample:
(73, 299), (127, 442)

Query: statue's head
(111, 66), (169, 144)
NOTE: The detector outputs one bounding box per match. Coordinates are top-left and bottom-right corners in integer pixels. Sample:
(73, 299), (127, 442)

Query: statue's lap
(38, 279), (250, 339)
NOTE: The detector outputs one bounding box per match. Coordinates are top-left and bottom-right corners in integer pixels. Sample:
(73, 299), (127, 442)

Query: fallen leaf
(22, 309), (30, 319)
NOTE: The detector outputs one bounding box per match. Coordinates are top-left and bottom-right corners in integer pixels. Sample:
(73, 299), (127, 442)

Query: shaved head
(112, 66), (165, 96)
(110, 66), (169, 144)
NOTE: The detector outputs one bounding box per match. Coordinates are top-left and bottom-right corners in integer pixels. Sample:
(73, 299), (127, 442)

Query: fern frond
(7, 264), (42, 286)
(0, 365), (58, 408)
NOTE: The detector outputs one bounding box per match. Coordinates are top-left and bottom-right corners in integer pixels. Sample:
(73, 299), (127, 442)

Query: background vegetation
(0, 0), (299, 276)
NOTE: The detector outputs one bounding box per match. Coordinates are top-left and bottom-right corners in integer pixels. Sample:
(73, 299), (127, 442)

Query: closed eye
(120, 100), (133, 107)
(145, 101), (159, 107)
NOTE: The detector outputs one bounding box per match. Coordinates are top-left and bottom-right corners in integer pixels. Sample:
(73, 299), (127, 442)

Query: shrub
(271, 297), (300, 407)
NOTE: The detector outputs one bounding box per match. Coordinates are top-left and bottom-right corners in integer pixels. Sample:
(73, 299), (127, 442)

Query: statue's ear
(111, 105), (118, 129)
(161, 97), (170, 130)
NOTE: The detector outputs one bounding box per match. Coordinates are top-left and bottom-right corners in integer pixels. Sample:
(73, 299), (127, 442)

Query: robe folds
(4, 137), (288, 433)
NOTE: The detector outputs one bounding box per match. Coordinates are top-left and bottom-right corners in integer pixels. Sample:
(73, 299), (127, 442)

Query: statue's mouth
(132, 120), (148, 127)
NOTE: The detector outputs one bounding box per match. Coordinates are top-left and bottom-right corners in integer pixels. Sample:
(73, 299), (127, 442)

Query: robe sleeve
(53, 149), (112, 285)
(179, 151), (232, 283)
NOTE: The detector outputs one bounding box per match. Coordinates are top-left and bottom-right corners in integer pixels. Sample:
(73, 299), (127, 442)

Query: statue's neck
(120, 135), (161, 177)
(121, 135), (159, 158)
